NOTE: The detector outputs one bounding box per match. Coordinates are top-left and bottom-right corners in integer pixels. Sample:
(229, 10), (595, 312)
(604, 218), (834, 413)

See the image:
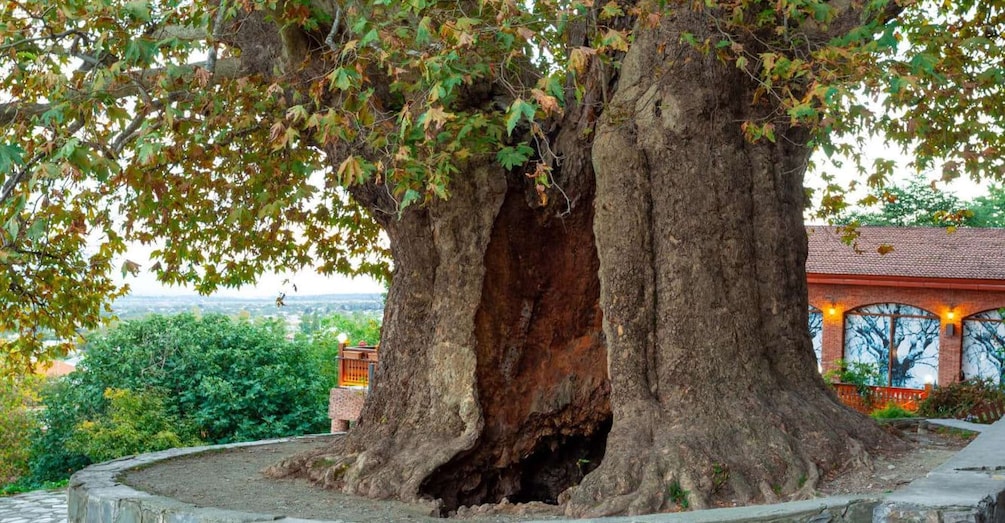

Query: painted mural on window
(843, 303), (939, 389)
(808, 306), (823, 369)
(963, 309), (1005, 385)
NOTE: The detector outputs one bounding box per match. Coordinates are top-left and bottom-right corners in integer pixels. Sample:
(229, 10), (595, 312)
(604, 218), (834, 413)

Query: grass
(0, 478), (69, 497)
(668, 481), (689, 509)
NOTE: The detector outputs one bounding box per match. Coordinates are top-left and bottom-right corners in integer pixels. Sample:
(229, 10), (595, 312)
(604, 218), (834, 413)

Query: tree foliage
(0, 0), (1002, 383)
(835, 175), (1005, 227)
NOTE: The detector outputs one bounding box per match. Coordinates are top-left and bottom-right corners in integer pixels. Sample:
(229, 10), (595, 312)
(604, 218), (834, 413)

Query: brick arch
(845, 302), (938, 316)
(842, 303), (940, 388)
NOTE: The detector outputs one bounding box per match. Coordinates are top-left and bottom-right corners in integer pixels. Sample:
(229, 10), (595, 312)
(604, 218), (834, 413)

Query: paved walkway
(0, 489), (67, 523)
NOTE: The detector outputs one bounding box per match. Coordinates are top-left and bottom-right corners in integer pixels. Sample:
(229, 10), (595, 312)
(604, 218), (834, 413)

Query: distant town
(111, 293), (386, 333)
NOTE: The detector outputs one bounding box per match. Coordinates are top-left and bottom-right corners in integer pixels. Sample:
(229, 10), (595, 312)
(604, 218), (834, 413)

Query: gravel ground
(121, 426), (973, 522)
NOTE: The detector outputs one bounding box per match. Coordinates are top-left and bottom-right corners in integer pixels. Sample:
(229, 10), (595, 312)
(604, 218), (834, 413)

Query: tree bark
(268, 119), (613, 514)
(562, 10), (897, 516)
(269, 6), (900, 518)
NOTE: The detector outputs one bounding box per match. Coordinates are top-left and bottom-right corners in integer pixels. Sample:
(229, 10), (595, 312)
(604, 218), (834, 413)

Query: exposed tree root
(563, 392), (897, 518)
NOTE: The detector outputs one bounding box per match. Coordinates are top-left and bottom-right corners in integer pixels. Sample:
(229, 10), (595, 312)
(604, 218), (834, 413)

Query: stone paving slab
(0, 489), (68, 523)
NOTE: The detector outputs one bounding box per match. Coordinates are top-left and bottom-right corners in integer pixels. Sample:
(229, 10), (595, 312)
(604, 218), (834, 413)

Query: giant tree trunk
(562, 10), (897, 516)
(270, 6), (899, 518)
(269, 104), (613, 513)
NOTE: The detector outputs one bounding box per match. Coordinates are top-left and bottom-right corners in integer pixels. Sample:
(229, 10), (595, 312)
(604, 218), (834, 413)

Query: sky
(120, 267), (384, 297)
(118, 243), (385, 297)
(119, 136), (993, 297)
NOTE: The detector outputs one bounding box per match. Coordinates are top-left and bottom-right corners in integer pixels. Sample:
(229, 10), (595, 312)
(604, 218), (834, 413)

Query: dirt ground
(121, 423), (975, 522)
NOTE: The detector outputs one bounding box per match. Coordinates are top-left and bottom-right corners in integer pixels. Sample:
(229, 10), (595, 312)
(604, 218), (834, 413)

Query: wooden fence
(969, 400), (1005, 424)
(337, 343), (378, 388)
(833, 383), (932, 414)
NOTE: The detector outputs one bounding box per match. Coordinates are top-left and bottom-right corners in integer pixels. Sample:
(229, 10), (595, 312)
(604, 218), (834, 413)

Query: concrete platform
(66, 419), (1005, 523)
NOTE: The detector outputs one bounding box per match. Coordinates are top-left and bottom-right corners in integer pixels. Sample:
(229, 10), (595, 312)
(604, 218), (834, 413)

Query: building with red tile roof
(806, 226), (1005, 388)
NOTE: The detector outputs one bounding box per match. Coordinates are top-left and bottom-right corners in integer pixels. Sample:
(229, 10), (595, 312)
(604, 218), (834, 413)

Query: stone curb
(68, 420), (1005, 523)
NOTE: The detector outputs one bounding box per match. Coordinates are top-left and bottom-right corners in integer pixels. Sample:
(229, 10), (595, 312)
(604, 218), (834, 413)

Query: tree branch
(0, 28), (86, 51)
(206, 0), (229, 74)
(0, 121), (85, 207)
(0, 57), (244, 127)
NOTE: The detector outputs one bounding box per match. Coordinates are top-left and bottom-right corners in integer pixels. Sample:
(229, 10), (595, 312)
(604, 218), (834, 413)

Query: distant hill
(111, 293), (385, 321)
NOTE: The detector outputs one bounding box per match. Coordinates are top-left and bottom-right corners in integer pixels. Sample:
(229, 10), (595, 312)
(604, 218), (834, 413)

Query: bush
(824, 358), (883, 407)
(27, 313), (331, 483)
(28, 378), (98, 483)
(67, 388), (203, 462)
(870, 402), (916, 420)
(0, 375), (42, 486)
(824, 359), (882, 389)
(917, 378), (1005, 421)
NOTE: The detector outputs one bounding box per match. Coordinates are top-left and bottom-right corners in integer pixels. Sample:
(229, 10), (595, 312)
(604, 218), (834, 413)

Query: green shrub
(824, 358), (883, 407)
(917, 378), (1005, 421)
(27, 313), (331, 483)
(67, 388), (203, 462)
(0, 375), (42, 486)
(27, 379), (98, 483)
(824, 359), (883, 389)
(870, 402), (916, 420)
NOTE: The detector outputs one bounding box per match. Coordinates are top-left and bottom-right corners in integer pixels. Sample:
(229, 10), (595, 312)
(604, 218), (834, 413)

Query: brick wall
(809, 281), (1005, 386)
(329, 387), (366, 432)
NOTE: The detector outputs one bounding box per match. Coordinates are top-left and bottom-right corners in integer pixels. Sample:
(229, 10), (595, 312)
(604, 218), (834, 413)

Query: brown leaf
(531, 89), (562, 116)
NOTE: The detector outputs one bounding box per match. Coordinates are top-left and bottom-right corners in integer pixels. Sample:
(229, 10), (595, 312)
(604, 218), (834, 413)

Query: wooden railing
(337, 343), (378, 388)
(833, 383), (932, 414)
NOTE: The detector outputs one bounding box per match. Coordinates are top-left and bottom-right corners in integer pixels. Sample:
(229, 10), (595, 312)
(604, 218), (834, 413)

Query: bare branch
(0, 57), (244, 126)
(206, 0), (229, 74)
(325, 6), (343, 54)
(0, 28), (85, 51)
(0, 121), (85, 207)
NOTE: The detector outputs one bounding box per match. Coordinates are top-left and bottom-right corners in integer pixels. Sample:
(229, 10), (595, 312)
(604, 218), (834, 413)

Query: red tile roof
(806, 226), (1005, 280)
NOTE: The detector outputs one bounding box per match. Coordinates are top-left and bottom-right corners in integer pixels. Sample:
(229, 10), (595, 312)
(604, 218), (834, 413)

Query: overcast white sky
(119, 137), (992, 297)
(117, 242), (385, 297)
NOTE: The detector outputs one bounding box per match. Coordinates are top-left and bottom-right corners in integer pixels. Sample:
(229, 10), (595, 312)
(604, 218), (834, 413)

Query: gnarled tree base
(563, 391), (896, 517)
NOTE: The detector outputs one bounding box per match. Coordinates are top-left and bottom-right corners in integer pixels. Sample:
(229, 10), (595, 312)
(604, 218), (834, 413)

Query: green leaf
(810, 2), (832, 22)
(330, 68), (355, 91)
(504, 99), (537, 136)
(416, 17), (433, 45)
(400, 189), (421, 210)
(123, 0), (152, 21)
(25, 219), (46, 242)
(496, 144), (534, 170)
(0, 143), (25, 173)
(360, 28), (379, 48)
(600, 1), (623, 19)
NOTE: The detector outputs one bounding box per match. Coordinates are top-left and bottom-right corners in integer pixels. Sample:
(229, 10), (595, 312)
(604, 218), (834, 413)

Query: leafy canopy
(835, 174), (1005, 228)
(2, 0), (1004, 371)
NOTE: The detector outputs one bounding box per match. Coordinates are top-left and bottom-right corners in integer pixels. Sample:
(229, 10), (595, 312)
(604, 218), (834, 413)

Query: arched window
(962, 308), (1005, 385)
(844, 303), (939, 389)
(808, 306), (823, 369)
